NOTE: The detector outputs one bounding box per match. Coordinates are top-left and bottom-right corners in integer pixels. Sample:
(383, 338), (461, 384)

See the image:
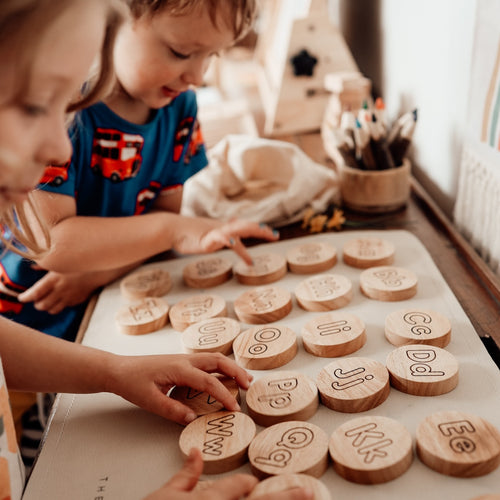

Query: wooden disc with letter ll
(183, 256), (233, 288)
(416, 411), (500, 477)
(386, 344), (459, 396)
(343, 237), (395, 269)
(182, 317), (241, 355)
(234, 286), (292, 324)
(120, 267), (172, 301)
(169, 294), (227, 332)
(248, 474), (331, 500)
(115, 297), (169, 335)
(301, 312), (366, 357)
(233, 325), (298, 370)
(385, 308), (452, 347)
(234, 252), (287, 285)
(179, 410), (256, 474)
(248, 420), (329, 479)
(246, 371), (319, 426)
(360, 266), (417, 301)
(294, 274), (353, 312)
(329, 415), (413, 484)
(286, 242), (337, 274)
(316, 357), (390, 413)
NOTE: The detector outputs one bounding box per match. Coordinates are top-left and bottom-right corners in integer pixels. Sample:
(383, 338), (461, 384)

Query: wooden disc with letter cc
(115, 297), (169, 335)
(182, 317), (241, 355)
(234, 286), (292, 324)
(120, 267), (172, 301)
(234, 252), (287, 285)
(360, 266), (417, 301)
(248, 474), (331, 500)
(183, 256), (233, 288)
(294, 274), (353, 312)
(343, 237), (395, 269)
(286, 242), (337, 274)
(169, 294), (227, 332)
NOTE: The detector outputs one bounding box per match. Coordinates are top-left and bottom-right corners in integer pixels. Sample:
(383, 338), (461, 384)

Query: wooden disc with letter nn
(286, 242), (337, 274)
(248, 474), (331, 500)
(182, 256), (233, 288)
(416, 411), (500, 477)
(328, 415), (413, 484)
(182, 317), (241, 355)
(120, 267), (172, 301)
(316, 357), (390, 413)
(342, 237), (395, 269)
(294, 274), (353, 312)
(385, 344), (459, 396)
(245, 371), (319, 426)
(233, 325), (298, 370)
(233, 252), (287, 285)
(234, 286), (292, 324)
(301, 312), (366, 357)
(115, 297), (169, 335)
(248, 420), (329, 479)
(169, 294), (227, 332)
(179, 410), (256, 474)
(385, 308), (452, 348)
(360, 266), (417, 301)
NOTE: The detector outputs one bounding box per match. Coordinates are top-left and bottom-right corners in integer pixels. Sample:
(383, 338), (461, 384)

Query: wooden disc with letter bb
(234, 252), (287, 285)
(120, 267), (172, 301)
(286, 242), (337, 274)
(360, 266), (417, 301)
(183, 256), (233, 288)
(343, 237), (395, 269)
(234, 286), (292, 324)
(182, 317), (241, 355)
(115, 297), (169, 335)
(248, 474), (331, 500)
(169, 294), (227, 332)
(294, 274), (353, 312)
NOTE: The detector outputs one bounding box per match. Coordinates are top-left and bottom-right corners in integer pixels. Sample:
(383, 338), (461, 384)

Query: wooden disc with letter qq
(343, 237), (395, 269)
(182, 256), (233, 288)
(248, 474), (331, 500)
(360, 266), (417, 301)
(115, 297), (169, 335)
(233, 252), (287, 285)
(234, 286), (292, 324)
(120, 267), (172, 301)
(169, 293), (227, 332)
(294, 274), (353, 312)
(182, 317), (241, 355)
(286, 242), (337, 274)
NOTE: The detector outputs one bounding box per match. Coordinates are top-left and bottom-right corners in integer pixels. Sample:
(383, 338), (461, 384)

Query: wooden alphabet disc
(115, 297), (169, 335)
(234, 286), (292, 324)
(233, 325), (298, 370)
(384, 308), (452, 347)
(169, 294), (227, 332)
(360, 266), (417, 301)
(245, 371), (319, 426)
(234, 252), (287, 285)
(343, 237), (395, 269)
(248, 474), (331, 500)
(182, 256), (233, 288)
(294, 274), (353, 312)
(416, 411), (500, 477)
(248, 420), (329, 479)
(316, 357), (390, 413)
(179, 410), (256, 474)
(328, 415), (413, 484)
(286, 242), (337, 274)
(182, 317), (241, 355)
(301, 312), (366, 357)
(120, 267), (172, 301)
(385, 344), (459, 396)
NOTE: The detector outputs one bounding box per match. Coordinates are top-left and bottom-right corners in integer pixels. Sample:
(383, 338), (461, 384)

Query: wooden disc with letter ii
(169, 294), (227, 332)
(248, 474), (331, 500)
(248, 420), (329, 479)
(234, 252), (287, 285)
(360, 266), (417, 301)
(182, 317), (241, 355)
(343, 237), (395, 269)
(115, 297), (169, 335)
(294, 274), (353, 312)
(301, 312), (366, 357)
(183, 256), (233, 288)
(179, 410), (256, 474)
(386, 344), (459, 396)
(316, 357), (390, 413)
(416, 411), (500, 477)
(286, 242), (337, 274)
(329, 415), (413, 484)
(120, 267), (172, 301)
(234, 286), (292, 324)
(245, 371), (319, 426)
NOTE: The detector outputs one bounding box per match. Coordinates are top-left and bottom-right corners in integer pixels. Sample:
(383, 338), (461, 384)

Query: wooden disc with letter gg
(120, 267), (172, 301)
(169, 294), (227, 332)
(286, 242), (337, 274)
(234, 286), (292, 324)
(115, 297), (169, 335)
(248, 474), (331, 500)
(234, 252), (287, 285)
(294, 274), (353, 312)
(183, 256), (233, 288)
(182, 317), (241, 355)
(360, 266), (417, 301)
(343, 237), (395, 269)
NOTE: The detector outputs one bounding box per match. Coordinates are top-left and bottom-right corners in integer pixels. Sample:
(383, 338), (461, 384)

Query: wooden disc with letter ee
(385, 344), (459, 396)
(343, 237), (395, 269)
(294, 274), (353, 312)
(360, 266), (417, 301)
(234, 286), (292, 324)
(301, 312), (366, 357)
(233, 325), (298, 370)
(286, 242), (337, 274)
(233, 252), (287, 285)
(179, 410), (256, 474)
(245, 371), (319, 426)
(115, 297), (169, 335)
(182, 317), (241, 355)
(329, 415), (413, 484)
(248, 474), (331, 500)
(183, 256), (233, 288)
(316, 357), (390, 413)
(120, 267), (172, 301)
(169, 294), (227, 332)
(384, 308), (452, 348)
(416, 411), (500, 477)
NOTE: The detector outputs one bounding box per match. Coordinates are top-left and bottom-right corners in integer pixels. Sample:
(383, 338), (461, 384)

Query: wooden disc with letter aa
(316, 357), (390, 413)
(234, 286), (292, 324)
(385, 344), (459, 396)
(182, 317), (241, 355)
(286, 242), (337, 274)
(248, 420), (329, 479)
(248, 474), (331, 500)
(360, 266), (417, 301)
(233, 252), (287, 285)
(385, 308), (451, 348)
(183, 256), (233, 288)
(294, 274), (353, 312)
(329, 415), (413, 484)
(233, 325), (298, 370)
(245, 371), (319, 426)
(120, 267), (172, 301)
(169, 294), (227, 332)
(416, 411), (500, 477)
(179, 410), (256, 474)
(301, 312), (366, 357)
(343, 237), (395, 269)
(115, 297), (169, 335)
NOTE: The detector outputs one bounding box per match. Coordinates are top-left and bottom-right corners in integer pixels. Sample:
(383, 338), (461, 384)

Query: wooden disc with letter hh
(169, 294), (227, 332)
(248, 420), (329, 479)
(316, 357), (390, 413)
(245, 371), (319, 426)
(183, 256), (233, 288)
(115, 297), (169, 335)
(286, 242), (337, 274)
(385, 344), (459, 396)
(234, 252), (287, 285)
(329, 415), (413, 484)
(182, 317), (241, 355)
(234, 286), (292, 324)
(360, 266), (417, 301)
(248, 474), (331, 500)
(120, 267), (172, 301)
(416, 411), (500, 477)
(301, 312), (366, 357)
(294, 274), (353, 312)
(179, 410), (256, 474)
(343, 237), (395, 269)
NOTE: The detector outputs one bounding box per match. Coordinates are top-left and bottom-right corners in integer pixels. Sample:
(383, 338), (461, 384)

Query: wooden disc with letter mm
(115, 297), (169, 335)
(182, 317), (241, 355)
(234, 286), (292, 324)
(294, 274), (353, 312)
(342, 237), (395, 269)
(248, 474), (331, 500)
(182, 256), (233, 288)
(234, 252), (287, 285)
(286, 241), (337, 274)
(360, 266), (417, 301)
(169, 293), (227, 332)
(120, 267), (172, 301)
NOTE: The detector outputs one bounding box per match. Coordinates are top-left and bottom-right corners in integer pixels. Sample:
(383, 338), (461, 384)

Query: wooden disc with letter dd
(169, 293), (227, 332)
(286, 241), (337, 274)
(234, 285), (292, 324)
(115, 297), (169, 335)
(182, 256), (233, 288)
(248, 474), (331, 500)
(182, 317), (241, 355)
(294, 274), (353, 312)
(233, 252), (287, 285)
(120, 267), (172, 301)
(342, 237), (395, 269)
(360, 266), (417, 301)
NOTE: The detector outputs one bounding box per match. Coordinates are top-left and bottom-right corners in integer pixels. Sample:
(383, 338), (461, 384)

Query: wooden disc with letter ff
(183, 256), (233, 288)
(169, 294), (227, 332)
(245, 371), (319, 426)
(182, 317), (241, 355)
(234, 286), (292, 324)
(248, 474), (331, 500)
(329, 415), (413, 484)
(360, 266), (417, 301)
(343, 237), (395, 269)
(294, 274), (353, 312)
(120, 267), (172, 301)
(316, 357), (390, 413)
(233, 252), (287, 285)
(416, 411), (500, 477)
(286, 242), (337, 274)
(115, 297), (169, 335)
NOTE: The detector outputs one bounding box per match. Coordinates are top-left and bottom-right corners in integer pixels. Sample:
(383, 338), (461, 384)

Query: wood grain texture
(294, 273), (353, 312)
(115, 297), (169, 335)
(181, 317), (241, 355)
(248, 473), (331, 499)
(360, 266), (417, 301)
(234, 286), (292, 324)
(182, 256), (233, 288)
(120, 268), (172, 301)
(286, 242), (337, 274)
(169, 294), (227, 332)
(234, 252), (287, 285)
(342, 237), (395, 269)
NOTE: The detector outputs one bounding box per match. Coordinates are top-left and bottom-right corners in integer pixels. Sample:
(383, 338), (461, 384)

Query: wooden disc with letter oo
(328, 415), (413, 484)
(245, 371), (319, 426)
(234, 252), (287, 285)
(183, 256), (233, 288)
(385, 344), (459, 396)
(169, 294), (227, 332)
(120, 267), (172, 301)
(115, 297), (169, 335)
(294, 274), (353, 312)
(343, 237), (395, 269)
(248, 474), (331, 500)
(416, 410), (500, 477)
(182, 317), (241, 355)
(234, 286), (292, 324)
(316, 357), (390, 413)
(248, 420), (329, 479)
(301, 312), (366, 357)
(179, 410), (256, 474)
(360, 266), (417, 301)
(286, 242), (337, 274)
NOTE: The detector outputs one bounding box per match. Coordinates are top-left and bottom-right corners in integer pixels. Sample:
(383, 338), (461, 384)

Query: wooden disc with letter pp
(360, 266), (417, 301)
(169, 294), (227, 332)
(183, 256), (233, 288)
(234, 286), (292, 324)
(248, 474), (331, 500)
(294, 274), (353, 312)
(120, 267), (172, 301)
(416, 411), (500, 477)
(182, 317), (241, 355)
(343, 237), (395, 269)
(234, 252), (287, 285)
(286, 242), (337, 274)
(115, 297), (169, 335)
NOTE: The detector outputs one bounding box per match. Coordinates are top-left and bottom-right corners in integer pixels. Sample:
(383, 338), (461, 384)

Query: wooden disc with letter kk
(182, 256), (233, 288)
(342, 237), (395, 269)
(120, 267), (172, 301)
(234, 286), (292, 324)
(360, 266), (417, 301)
(169, 294), (227, 332)
(248, 474), (331, 500)
(294, 274), (353, 312)
(286, 242), (337, 274)
(115, 297), (169, 335)
(182, 317), (241, 355)
(233, 252), (287, 285)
